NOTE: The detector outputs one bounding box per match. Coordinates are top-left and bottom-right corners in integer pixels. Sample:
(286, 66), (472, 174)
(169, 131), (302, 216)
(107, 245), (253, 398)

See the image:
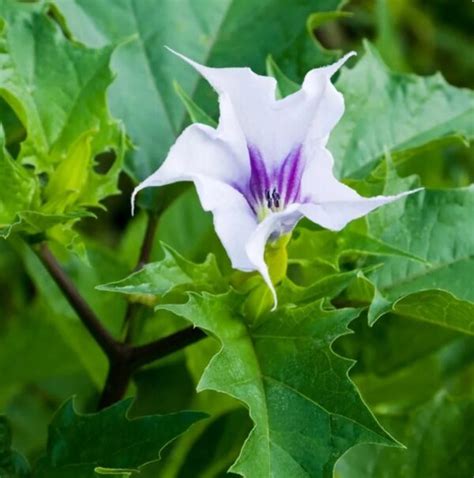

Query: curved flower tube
(132, 49), (419, 308)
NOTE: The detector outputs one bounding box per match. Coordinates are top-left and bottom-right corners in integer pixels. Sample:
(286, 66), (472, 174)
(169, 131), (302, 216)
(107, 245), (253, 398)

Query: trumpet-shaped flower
(132, 50), (418, 308)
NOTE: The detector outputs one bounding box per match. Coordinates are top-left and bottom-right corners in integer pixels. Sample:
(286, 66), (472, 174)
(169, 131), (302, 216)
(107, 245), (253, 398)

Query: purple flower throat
(237, 144), (305, 221)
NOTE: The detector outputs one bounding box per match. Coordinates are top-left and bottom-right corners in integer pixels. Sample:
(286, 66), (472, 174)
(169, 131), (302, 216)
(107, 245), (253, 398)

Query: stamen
(272, 189), (281, 208)
(270, 189), (278, 208)
(265, 189), (272, 208)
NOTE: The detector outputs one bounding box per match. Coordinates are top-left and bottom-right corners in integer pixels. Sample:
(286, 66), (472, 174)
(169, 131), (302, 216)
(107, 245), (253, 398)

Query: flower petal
(298, 146), (421, 230)
(299, 145), (356, 205)
(167, 48), (355, 170)
(300, 52), (356, 145)
(245, 205), (302, 309)
(131, 121), (258, 270)
(298, 192), (418, 231)
(132, 121), (246, 212)
(193, 176), (258, 270)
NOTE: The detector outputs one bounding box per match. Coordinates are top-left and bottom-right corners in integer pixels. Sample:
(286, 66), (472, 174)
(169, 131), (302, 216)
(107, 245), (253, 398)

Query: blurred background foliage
(0, 0), (473, 476)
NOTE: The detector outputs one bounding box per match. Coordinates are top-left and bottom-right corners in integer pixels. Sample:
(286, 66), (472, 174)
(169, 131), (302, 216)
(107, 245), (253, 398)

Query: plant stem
(98, 346), (133, 409)
(36, 240), (207, 410)
(37, 243), (120, 359)
(136, 211), (159, 270)
(131, 326), (206, 369)
(99, 327), (207, 409)
(123, 211), (159, 343)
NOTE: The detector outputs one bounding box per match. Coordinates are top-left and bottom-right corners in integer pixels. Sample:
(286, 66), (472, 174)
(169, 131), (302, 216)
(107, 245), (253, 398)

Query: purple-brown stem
(35, 240), (206, 410)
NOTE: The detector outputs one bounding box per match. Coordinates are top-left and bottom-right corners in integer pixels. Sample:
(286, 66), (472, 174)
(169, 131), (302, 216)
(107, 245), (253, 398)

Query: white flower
(132, 50), (418, 308)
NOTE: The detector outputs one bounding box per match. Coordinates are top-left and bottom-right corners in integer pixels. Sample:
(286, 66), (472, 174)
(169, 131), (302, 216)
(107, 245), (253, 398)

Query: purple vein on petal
(278, 145), (304, 204)
(248, 144), (270, 205)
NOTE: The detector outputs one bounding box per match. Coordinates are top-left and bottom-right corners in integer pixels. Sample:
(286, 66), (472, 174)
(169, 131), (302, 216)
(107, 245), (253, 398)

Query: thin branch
(98, 348), (133, 409)
(137, 211), (159, 270)
(123, 302), (142, 344)
(97, 328), (207, 409)
(35, 241), (208, 411)
(37, 243), (120, 359)
(131, 326), (207, 369)
(123, 212), (159, 343)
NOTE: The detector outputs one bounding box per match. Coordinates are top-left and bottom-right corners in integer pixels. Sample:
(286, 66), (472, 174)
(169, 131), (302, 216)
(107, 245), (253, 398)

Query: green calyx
(243, 233), (291, 322)
(265, 233), (291, 283)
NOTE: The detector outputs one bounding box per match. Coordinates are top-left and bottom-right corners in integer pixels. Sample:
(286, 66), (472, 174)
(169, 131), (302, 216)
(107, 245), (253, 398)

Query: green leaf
(0, 210), (93, 241)
(373, 0), (407, 72)
(271, 8), (351, 82)
(34, 398), (206, 477)
(0, 96), (25, 146)
(336, 391), (474, 478)
(330, 41), (474, 179)
(161, 292), (396, 478)
(277, 270), (361, 306)
(0, 1), (125, 239)
(288, 227), (424, 270)
(333, 316), (474, 475)
(364, 185), (474, 325)
(350, 333), (474, 415)
(305, 10), (353, 61)
(265, 55), (299, 98)
(97, 243), (225, 299)
(154, 187), (216, 261)
(0, 300), (83, 392)
(0, 416), (30, 477)
(167, 408), (252, 478)
(392, 290), (474, 335)
(173, 81), (217, 128)
(0, 129), (38, 227)
(50, 0), (341, 183)
(158, 340), (242, 477)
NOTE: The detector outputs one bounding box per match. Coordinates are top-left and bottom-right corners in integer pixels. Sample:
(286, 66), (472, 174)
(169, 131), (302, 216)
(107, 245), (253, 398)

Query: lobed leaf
(33, 398), (206, 477)
(277, 270), (361, 306)
(330, 41), (474, 179)
(0, 0), (125, 242)
(336, 391), (474, 478)
(288, 227), (425, 270)
(97, 243), (225, 299)
(161, 292), (396, 478)
(364, 185), (474, 325)
(0, 416), (30, 477)
(0, 129), (38, 228)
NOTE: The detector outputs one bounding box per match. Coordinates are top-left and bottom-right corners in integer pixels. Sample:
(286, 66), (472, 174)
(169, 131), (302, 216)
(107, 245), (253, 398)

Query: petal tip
(270, 297), (278, 312)
(330, 51), (357, 75)
(392, 186), (424, 200)
(266, 278), (278, 312)
(130, 186), (141, 216)
(164, 46), (200, 71)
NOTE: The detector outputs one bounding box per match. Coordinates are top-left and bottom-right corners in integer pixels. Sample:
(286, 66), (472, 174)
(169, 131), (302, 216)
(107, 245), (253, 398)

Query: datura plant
(133, 50), (419, 311)
(1, 1), (474, 478)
